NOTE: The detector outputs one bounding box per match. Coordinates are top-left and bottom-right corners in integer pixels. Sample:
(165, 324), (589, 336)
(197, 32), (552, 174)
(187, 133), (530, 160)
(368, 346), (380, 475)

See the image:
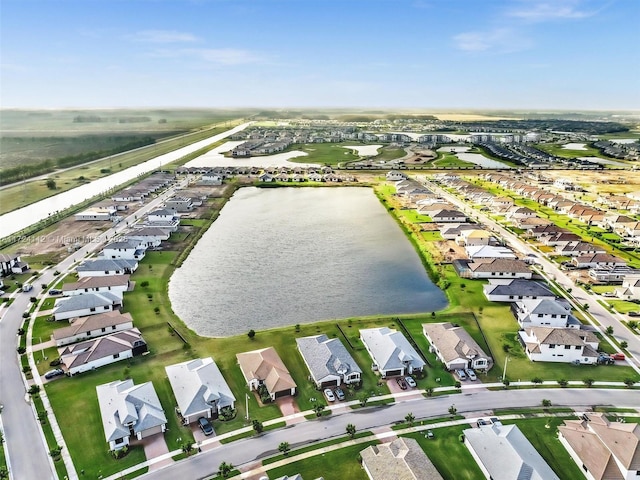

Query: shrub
(140, 280), (150, 288)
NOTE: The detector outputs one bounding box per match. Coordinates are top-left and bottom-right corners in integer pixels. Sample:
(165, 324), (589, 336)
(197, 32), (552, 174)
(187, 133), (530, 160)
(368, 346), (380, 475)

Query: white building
(52, 292), (121, 321)
(519, 327), (599, 364)
(100, 240), (146, 261)
(360, 327), (425, 378)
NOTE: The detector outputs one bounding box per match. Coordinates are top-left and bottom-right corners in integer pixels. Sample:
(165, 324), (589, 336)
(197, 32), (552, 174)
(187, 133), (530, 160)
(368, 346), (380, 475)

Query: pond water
(169, 187), (447, 337)
(185, 141), (315, 168)
(341, 145), (382, 156)
(578, 156), (630, 167)
(562, 143), (588, 150)
(436, 146), (512, 168)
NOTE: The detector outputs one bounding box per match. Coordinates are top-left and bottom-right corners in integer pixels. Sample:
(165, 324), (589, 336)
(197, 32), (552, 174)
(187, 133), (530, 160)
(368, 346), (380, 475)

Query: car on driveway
(198, 417), (214, 436)
(324, 388), (336, 402)
(629, 311), (640, 317)
(48, 289), (62, 295)
(456, 369), (467, 381)
(396, 377), (408, 390)
(44, 369), (64, 380)
(334, 387), (345, 401)
(405, 376), (417, 388)
(465, 369), (477, 381)
(611, 353), (625, 361)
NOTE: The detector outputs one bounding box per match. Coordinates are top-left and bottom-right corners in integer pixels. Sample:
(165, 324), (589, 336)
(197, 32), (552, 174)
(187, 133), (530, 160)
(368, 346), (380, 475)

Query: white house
(506, 206), (536, 220)
(464, 423), (560, 480)
(52, 292), (121, 321)
(200, 173), (222, 185)
(616, 274), (640, 300)
(456, 229), (493, 247)
(559, 413), (640, 480)
(74, 207), (117, 221)
(296, 334), (362, 388)
(165, 358), (236, 424)
(0, 253), (29, 275)
(52, 311), (134, 347)
(96, 379), (167, 451)
(147, 208), (178, 223)
(468, 259), (532, 279)
(76, 259), (138, 278)
(164, 196), (193, 213)
(483, 279), (556, 303)
(125, 227), (170, 248)
(572, 253), (627, 269)
(100, 240), (146, 261)
(512, 299), (580, 329)
(236, 347), (297, 400)
(360, 327), (425, 378)
(466, 245), (516, 260)
(519, 327), (599, 364)
(431, 209), (467, 223)
(423, 323), (492, 372)
(59, 328), (147, 376)
(386, 171), (407, 181)
(62, 275), (130, 299)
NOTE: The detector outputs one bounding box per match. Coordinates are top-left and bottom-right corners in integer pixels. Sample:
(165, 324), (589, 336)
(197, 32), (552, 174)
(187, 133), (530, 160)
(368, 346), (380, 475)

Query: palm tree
(218, 461), (233, 478)
(405, 412), (415, 426)
(278, 442), (291, 456)
(346, 423), (356, 439)
(252, 419), (264, 434)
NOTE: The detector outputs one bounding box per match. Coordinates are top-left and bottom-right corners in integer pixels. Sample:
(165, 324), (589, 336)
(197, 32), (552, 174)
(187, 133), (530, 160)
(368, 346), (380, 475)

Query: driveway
(133, 433), (173, 472)
(275, 396), (302, 425)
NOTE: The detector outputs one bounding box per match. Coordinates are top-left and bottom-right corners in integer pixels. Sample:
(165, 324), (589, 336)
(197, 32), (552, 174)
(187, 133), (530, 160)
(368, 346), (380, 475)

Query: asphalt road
(422, 177), (640, 372)
(137, 388), (640, 480)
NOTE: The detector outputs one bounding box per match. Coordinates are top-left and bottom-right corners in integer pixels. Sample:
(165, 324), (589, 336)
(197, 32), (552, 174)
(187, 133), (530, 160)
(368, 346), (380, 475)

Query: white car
(466, 368), (477, 381)
(405, 376), (417, 388)
(323, 388), (336, 402)
(456, 369), (467, 381)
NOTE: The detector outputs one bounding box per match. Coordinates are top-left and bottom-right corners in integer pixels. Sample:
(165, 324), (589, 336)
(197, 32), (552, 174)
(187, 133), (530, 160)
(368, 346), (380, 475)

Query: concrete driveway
(275, 396), (302, 425)
(133, 433), (173, 472)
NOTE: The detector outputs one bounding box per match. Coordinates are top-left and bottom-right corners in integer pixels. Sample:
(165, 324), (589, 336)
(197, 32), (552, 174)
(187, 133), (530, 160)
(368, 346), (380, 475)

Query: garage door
(385, 369), (403, 377)
(321, 380), (338, 388)
(140, 425), (164, 438)
(274, 389), (290, 399)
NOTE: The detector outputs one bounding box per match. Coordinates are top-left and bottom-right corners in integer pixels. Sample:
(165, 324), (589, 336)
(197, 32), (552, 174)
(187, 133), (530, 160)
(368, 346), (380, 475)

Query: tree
(252, 419), (263, 434)
(628, 320), (638, 330)
(247, 329), (256, 340)
(606, 326), (614, 335)
(46, 179), (57, 190)
(542, 399), (552, 407)
(358, 392), (371, 407)
(346, 423), (357, 439)
(425, 387), (434, 397)
(583, 378), (595, 388)
(583, 303), (590, 311)
(312, 402), (326, 417)
(218, 461), (233, 478)
(448, 405), (457, 417)
(620, 341), (628, 349)
(278, 442), (291, 456)
(405, 413), (415, 426)
(531, 377), (543, 386)
(624, 378), (636, 388)
(181, 441), (194, 456)
(558, 379), (569, 388)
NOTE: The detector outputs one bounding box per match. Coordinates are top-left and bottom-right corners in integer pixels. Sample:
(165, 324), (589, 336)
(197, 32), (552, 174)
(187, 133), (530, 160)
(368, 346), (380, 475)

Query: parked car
(611, 353), (625, 361)
(323, 388), (336, 402)
(44, 369), (64, 379)
(465, 369), (477, 381)
(597, 354), (614, 365)
(48, 289), (62, 295)
(396, 377), (408, 390)
(334, 387), (345, 401)
(405, 376), (417, 388)
(456, 369), (467, 381)
(628, 311), (640, 317)
(198, 417), (214, 436)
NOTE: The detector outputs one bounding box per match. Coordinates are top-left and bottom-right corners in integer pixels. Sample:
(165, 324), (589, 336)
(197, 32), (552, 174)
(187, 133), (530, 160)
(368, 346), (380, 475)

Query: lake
(169, 187), (447, 337)
(437, 146), (512, 168)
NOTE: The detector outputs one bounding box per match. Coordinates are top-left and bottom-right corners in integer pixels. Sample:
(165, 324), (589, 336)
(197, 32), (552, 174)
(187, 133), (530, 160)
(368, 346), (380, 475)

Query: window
(112, 326), (116, 330)
(564, 345), (571, 349)
(86, 332), (91, 336)
(551, 314), (557, 318)
(115, 438), (124, 445)
(538, 314), (543, 318)
(90, 307), (96, 312)
(102, 328), (106, 332)
(113, 353), (120, 359)
(549, 344), (556, 349)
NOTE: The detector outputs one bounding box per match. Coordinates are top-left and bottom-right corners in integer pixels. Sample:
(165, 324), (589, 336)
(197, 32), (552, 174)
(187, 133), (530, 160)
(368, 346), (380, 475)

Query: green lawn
(287, 142), (363, 165)
(432, 152), (476, 168)
(32, 314), (65, 343)
(608, 300), (640, 313)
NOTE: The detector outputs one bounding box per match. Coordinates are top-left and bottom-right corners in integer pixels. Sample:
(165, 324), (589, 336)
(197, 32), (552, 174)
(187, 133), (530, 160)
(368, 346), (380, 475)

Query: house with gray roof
(296, 335), (362, 388)
(62, 275), (130, 299)
(165, 357), (236, 424)
(96, 379), (167, 451)
(423, 322), (493, 372)
(464, 423), (560, 480)
(519, 327), (599, 364)
(360, 327), (425, 378)
(124, 227), (171, 248)
(52, 311), (134, 347)
(513, 298), (580, 329)
(53, 292), (122, 321)
(76, 258), (138, 278)
(59, 328), (147, 375)
(483, 279), (556, 303)
(100, 239), (146, 261)
(360, 437), (443, 480)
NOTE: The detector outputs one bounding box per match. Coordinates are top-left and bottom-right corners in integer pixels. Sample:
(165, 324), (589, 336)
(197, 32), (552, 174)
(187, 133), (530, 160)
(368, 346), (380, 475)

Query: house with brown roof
(558, 413), (640, 480)
(62, 275), (131, 299)
(518, 327), (599, 364)
(360, 437), (443, 480)
(52, 311), (134, 347)
(467, 258), (532, 279)
(572, 253), (627, 269)
(236, 347), (296, 400)
(556, 242), (607, 257)
(423, 323), (493, 372)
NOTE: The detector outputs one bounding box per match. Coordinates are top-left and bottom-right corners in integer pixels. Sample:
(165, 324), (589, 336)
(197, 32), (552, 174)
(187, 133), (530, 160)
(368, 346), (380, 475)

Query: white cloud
(151, 47), (264, 65)
(127, 30), (199, 43)
(506, 0), (597, 21)
(453, 28), (531, 53)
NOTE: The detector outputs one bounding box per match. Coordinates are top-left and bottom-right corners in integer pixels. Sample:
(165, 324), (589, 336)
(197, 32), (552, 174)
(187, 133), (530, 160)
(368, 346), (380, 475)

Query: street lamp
(503, 355), (510, 381)
(245, 393), (249, 421)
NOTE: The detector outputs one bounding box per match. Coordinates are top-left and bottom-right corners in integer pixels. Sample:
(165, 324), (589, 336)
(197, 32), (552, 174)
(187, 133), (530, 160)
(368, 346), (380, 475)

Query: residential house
(258, 173), (274, 182)
(542, 232), (582, 246)
(164, 196), (193, 213)
(165, 358), (236, 423)
(464, 423), (560, 480)
(512, 299), (580, 329)
(236, 347), (297, 400)
(62, 275), (130, 299)
(519, 327), (599, 364)
(440, 224), (479, 240)
(295, 334), (362, 388)
(52, 292), (121, 321)
(147, 208), (178, 223)
(59, 328), (147, 375)
(558, 413), (640, 480)
(589, 266), (640, 284)
(557, 242), (607, 257)
(423, 322), (493, 372)
(74, 207), (117, 221)
(360, 437), (443, 480)
(359, 327), (425, 378)
(527, 225), (568, 239)
(52, 311), (134, 347)
(466, 245), (517, 260)
(572, 253), (627, 269)
(483, 279), (556, 303)
(506, 206), (536, 220)
(0, 253), (29, 275)
(456, 229), (493, 247)
(386, 171), (407, 181)
(615, 274), (640, 300)
(96, 379), (167, 451)
(76, 259), (138, 278)
(100, 240), (146, 261)
(125, 227), (171, 248)
(431, 209), (467, 223)
(200, 173), (222, 185)
(467, 259), (532, 279)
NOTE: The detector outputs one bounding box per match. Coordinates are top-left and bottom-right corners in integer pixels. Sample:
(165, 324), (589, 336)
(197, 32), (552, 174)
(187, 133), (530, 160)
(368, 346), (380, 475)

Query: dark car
(198, 417), (214, 436)
(44, 369), (64, 379)
(628, 311), (640, 317)
(396, 377), (408, 390)
(334, 387), (345, 401)
(48, 289), (62, 296)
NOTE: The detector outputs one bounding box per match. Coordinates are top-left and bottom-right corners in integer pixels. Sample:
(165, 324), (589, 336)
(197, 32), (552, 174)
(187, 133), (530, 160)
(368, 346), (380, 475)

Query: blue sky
(1, 0), (638, 110)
